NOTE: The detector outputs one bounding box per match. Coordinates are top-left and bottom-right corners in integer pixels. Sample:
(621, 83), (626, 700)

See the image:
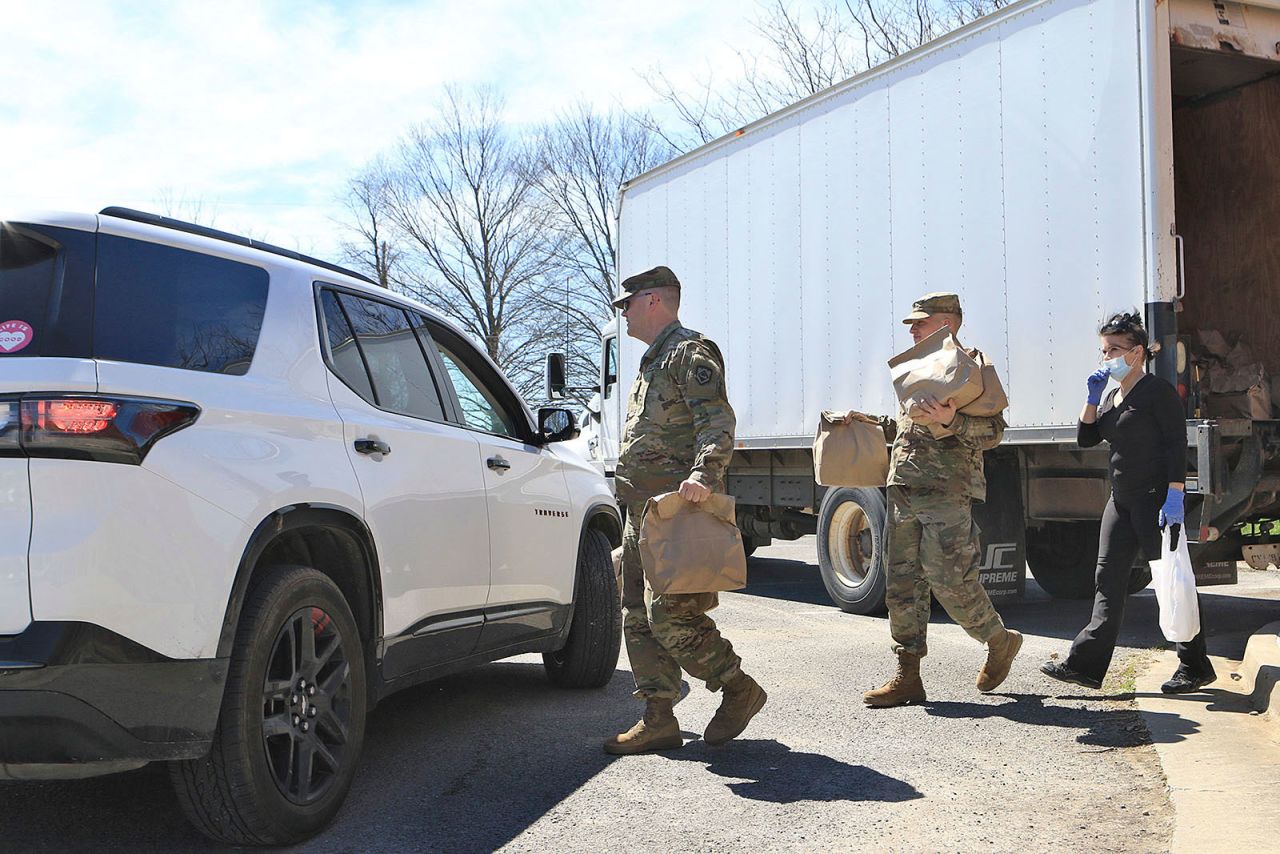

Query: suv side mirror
(544, 352), (567, 400)
(538, 407), (578, 443)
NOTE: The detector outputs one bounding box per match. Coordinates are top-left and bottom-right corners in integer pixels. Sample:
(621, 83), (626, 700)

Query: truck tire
(816, 487), (888, 615)
(544, 528), (622, 688)
(170, 565), (367, 846)
(1027, 521), (1154, 598)
(1026, 521), (1099, 599)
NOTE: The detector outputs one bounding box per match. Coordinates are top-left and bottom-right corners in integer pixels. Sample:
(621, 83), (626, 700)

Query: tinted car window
(95, 235), (268, 374)
(433, 339), (518, 438)
(319, 290), (376, 402)
(338, 293), (446, 421)
(0, 222), (95, 358)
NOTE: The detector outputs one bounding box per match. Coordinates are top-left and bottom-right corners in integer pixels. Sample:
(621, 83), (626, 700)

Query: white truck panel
(841, 84), (898, 424)
(616, 0), (1156, 443)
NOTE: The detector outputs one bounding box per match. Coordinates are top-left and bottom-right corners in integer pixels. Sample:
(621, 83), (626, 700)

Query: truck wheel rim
(260, 606), (353, 806)
(830, 501), (874, 587)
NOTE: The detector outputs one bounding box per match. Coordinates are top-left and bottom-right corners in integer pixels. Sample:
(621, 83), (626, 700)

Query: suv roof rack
(99, 206), (378, 286)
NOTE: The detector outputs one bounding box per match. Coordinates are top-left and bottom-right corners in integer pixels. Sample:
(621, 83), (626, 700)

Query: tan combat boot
(863, 652), (927, 707)
(977, 628), (1023, 692)
(603, 698), (682, 755)
(703, 672), (768, 746)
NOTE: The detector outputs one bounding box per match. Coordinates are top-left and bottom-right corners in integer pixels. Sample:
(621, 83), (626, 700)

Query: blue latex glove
(1086, 368), (1110, 406)
(1159, 486), (1185, 528)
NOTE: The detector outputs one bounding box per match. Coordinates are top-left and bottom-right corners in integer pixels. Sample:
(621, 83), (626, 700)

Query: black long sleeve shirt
(1077, 373), (1187, 500)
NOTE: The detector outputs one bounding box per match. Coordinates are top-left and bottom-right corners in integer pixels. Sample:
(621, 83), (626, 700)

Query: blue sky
(1, 0), (781, 259)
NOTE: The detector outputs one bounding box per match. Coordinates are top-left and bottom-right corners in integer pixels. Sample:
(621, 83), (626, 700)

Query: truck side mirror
(538, 407), (579, 443)
(544, 352), (567, 400)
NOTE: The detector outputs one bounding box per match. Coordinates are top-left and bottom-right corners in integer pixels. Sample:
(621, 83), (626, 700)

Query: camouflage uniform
(616, 319), (741, 700)
(884, 354), (1009, 658)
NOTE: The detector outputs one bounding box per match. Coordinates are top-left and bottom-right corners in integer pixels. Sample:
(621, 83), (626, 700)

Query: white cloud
(0, 0), (777, 257)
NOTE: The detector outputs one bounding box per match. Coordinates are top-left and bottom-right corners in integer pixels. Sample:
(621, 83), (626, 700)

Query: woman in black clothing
(1041, 311), (1216, 694)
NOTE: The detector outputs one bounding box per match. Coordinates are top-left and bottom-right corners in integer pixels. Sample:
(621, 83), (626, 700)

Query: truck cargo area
(1168, 0), (1280, 557)
(1171, 0), (1280, 411)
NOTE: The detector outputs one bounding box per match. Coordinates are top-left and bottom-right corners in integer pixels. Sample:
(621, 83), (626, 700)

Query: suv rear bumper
(0, 622), (227, 779)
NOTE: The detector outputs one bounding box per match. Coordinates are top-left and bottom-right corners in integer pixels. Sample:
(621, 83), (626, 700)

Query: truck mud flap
(973, 452), (1027, 600)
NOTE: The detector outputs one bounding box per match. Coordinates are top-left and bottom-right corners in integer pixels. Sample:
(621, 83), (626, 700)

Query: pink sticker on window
(0, 320), (34, 354)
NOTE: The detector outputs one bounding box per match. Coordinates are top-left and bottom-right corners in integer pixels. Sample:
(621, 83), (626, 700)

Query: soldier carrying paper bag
(605, 265), (767, 755)
(838, 293), (1021, 707)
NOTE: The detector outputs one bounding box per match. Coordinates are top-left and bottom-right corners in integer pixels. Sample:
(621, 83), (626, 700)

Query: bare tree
(156, 186), (220, 225)
(376, 86), (564, 399)
(641, 0), (1009, 151)
(532, 105), (669, 309)
(337, 159), (401, 288)
(525, 105), (675, 396)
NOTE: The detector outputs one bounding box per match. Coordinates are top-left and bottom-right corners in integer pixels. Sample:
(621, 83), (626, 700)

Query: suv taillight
(4, 395), (201, 464)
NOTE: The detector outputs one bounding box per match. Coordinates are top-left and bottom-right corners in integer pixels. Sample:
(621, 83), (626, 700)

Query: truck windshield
(0, 222), (95, 358)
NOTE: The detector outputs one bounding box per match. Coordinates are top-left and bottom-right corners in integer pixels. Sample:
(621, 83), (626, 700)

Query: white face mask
(1103, 348), (1136, 380)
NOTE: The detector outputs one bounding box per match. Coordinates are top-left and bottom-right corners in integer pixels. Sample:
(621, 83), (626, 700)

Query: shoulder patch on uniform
(694, 365), (713, 385)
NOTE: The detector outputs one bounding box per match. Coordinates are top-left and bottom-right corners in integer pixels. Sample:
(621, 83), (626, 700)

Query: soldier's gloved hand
(1086, 368), (1110, 406)
(678, 478), (711, 503)
(1159, 486), (1184, 528)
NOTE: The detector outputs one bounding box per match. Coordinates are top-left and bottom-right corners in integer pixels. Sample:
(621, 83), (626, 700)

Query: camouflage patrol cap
(902, 292), (962, 323)
(612, 265), (681, 308)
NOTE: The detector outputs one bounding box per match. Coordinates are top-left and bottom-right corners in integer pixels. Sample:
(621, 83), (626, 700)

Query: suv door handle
(354, 439), (391, 456)
(486, 455), (511, 472)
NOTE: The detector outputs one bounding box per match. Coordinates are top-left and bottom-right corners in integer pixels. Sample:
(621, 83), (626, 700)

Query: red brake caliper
(311, 607), (331, 635)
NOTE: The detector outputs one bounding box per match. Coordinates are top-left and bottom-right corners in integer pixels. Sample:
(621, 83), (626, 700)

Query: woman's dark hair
(1099, 309), (1150, 358)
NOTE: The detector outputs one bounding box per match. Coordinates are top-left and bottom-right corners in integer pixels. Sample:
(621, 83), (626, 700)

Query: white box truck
(577, 0), (1280, 614)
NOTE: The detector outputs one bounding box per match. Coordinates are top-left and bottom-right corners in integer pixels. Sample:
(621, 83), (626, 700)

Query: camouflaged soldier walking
(604, 265), (767, 755)
(864, 293), (1022, 708)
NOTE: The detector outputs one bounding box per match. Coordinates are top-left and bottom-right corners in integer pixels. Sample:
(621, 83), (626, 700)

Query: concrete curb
(1135, 650), (1280, 854)
(1233, 619), (1280, 724)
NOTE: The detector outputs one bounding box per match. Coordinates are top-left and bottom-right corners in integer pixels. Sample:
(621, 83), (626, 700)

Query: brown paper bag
(638, 492), (747, 595)
(611, 546), (624, 605)
(1205, 382), (1272, 419)
(813, 410), (889, 487)
(888, 326), (984, 416)
(926, 352), (1007, 439)
(959, 352), (1008, 417)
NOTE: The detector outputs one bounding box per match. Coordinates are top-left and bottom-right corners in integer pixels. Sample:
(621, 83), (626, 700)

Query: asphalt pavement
(3, 538), (1278, 853)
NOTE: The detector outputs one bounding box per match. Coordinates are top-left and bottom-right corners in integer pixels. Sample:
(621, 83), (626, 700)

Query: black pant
(1066, 491), (1212, 683)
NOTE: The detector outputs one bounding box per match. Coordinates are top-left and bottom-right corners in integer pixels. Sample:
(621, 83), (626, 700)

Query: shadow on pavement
(922, 692), (1177, 747)
(665, 738), (923, 804)
(745, 551), (1280, 664)
(742, 555), (835, 607)
(1134, 687), (1256, 715)
(0, 661), (655, 853)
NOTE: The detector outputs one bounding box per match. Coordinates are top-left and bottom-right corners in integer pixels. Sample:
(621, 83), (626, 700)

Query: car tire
(543, 528), (622, 688)
(816, 487), (889, 615)
(170, 565), (368, 846)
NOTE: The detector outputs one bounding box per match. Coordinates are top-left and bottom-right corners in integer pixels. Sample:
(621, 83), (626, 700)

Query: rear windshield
(0, 223), (269, 374)
(0, 222), (95, 358)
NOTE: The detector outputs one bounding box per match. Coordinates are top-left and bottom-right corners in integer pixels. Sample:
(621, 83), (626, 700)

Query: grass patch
(1104, 647), (1162, 697)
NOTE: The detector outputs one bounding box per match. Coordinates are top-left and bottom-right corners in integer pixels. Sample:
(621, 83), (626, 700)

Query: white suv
(0, 208), (622, 845)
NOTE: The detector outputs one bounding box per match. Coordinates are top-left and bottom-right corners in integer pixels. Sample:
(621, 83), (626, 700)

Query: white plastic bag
(1149, 525), (1200, 643)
